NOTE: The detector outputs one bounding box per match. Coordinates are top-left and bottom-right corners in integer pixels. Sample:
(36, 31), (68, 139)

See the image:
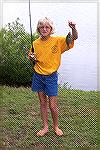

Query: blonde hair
(36, 17), (55, 34)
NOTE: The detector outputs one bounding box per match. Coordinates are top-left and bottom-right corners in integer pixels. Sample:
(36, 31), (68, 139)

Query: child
(28, 17), (78, 136)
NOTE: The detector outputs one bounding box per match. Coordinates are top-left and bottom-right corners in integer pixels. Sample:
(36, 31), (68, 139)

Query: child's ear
(50, 27), (53, 34)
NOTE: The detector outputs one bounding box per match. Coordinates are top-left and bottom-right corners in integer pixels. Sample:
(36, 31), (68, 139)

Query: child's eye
(39, 26), (51, 30)
(40, 26), (44, 29)
(45, 26), (50, 29)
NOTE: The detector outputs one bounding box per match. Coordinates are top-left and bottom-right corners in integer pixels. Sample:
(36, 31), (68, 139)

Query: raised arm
(68, 21), (78, 40)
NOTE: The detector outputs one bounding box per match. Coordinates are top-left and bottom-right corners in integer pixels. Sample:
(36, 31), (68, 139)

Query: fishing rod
(29, 0), (34, 53)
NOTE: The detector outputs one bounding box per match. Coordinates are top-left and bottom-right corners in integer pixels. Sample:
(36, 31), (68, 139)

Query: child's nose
(43, 27), (47, 30)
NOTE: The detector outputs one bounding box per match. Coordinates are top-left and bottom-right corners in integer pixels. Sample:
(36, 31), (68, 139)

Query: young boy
(28, 17), (78, 136)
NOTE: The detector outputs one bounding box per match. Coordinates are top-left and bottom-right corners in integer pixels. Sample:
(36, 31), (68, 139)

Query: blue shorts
(32, 71), (58, 96)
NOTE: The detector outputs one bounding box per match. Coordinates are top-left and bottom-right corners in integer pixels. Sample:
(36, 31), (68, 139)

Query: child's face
(39, 22), (52, 38)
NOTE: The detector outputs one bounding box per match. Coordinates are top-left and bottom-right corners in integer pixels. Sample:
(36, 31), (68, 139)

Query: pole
(29, 0), (34, 53)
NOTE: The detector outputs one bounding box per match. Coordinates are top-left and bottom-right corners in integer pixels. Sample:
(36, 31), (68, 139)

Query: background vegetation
(0, 18), (38, 86)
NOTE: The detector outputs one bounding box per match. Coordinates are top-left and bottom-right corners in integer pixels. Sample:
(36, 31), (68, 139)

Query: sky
(2, 2), (97, 59)
(1, 1), (99, 90)
(2, 2), (97, 35)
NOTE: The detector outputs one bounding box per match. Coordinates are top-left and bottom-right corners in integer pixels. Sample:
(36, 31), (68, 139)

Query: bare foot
(54, 127), (63, 136)
(36, 128), (49, 137)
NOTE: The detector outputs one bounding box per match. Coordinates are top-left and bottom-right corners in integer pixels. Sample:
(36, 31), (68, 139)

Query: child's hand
(68, 21), (78, 40)
(28, 52), (36, 61)
(68, 21), (76, 29)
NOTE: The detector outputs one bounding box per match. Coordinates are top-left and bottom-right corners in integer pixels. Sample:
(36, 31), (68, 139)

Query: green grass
(0, 86), (99, 150)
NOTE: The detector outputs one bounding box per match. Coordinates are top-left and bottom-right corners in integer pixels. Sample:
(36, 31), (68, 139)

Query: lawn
(0, 86), (99, 150)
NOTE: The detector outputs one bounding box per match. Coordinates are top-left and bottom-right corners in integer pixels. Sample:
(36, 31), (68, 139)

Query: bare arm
(68, 21), (78, 40)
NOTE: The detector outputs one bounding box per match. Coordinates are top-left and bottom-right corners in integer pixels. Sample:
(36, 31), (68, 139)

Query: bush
(0, 18), (39, 86)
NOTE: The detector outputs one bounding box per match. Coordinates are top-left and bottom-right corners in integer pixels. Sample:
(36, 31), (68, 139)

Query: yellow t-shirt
(30, 36), (74, 75)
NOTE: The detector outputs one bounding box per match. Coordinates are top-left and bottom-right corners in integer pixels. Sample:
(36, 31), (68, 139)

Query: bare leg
(37, 92), (49, 136)
(49, 96), (63, 136)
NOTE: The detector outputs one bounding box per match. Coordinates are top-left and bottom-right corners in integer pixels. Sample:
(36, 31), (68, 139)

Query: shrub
(0, 18), (39, 86)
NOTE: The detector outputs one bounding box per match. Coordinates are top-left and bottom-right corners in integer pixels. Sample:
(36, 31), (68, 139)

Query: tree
(0, 18), (39, 86)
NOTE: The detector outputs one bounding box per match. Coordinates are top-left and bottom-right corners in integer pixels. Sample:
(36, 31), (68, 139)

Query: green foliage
(0, 18), (39, 86)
